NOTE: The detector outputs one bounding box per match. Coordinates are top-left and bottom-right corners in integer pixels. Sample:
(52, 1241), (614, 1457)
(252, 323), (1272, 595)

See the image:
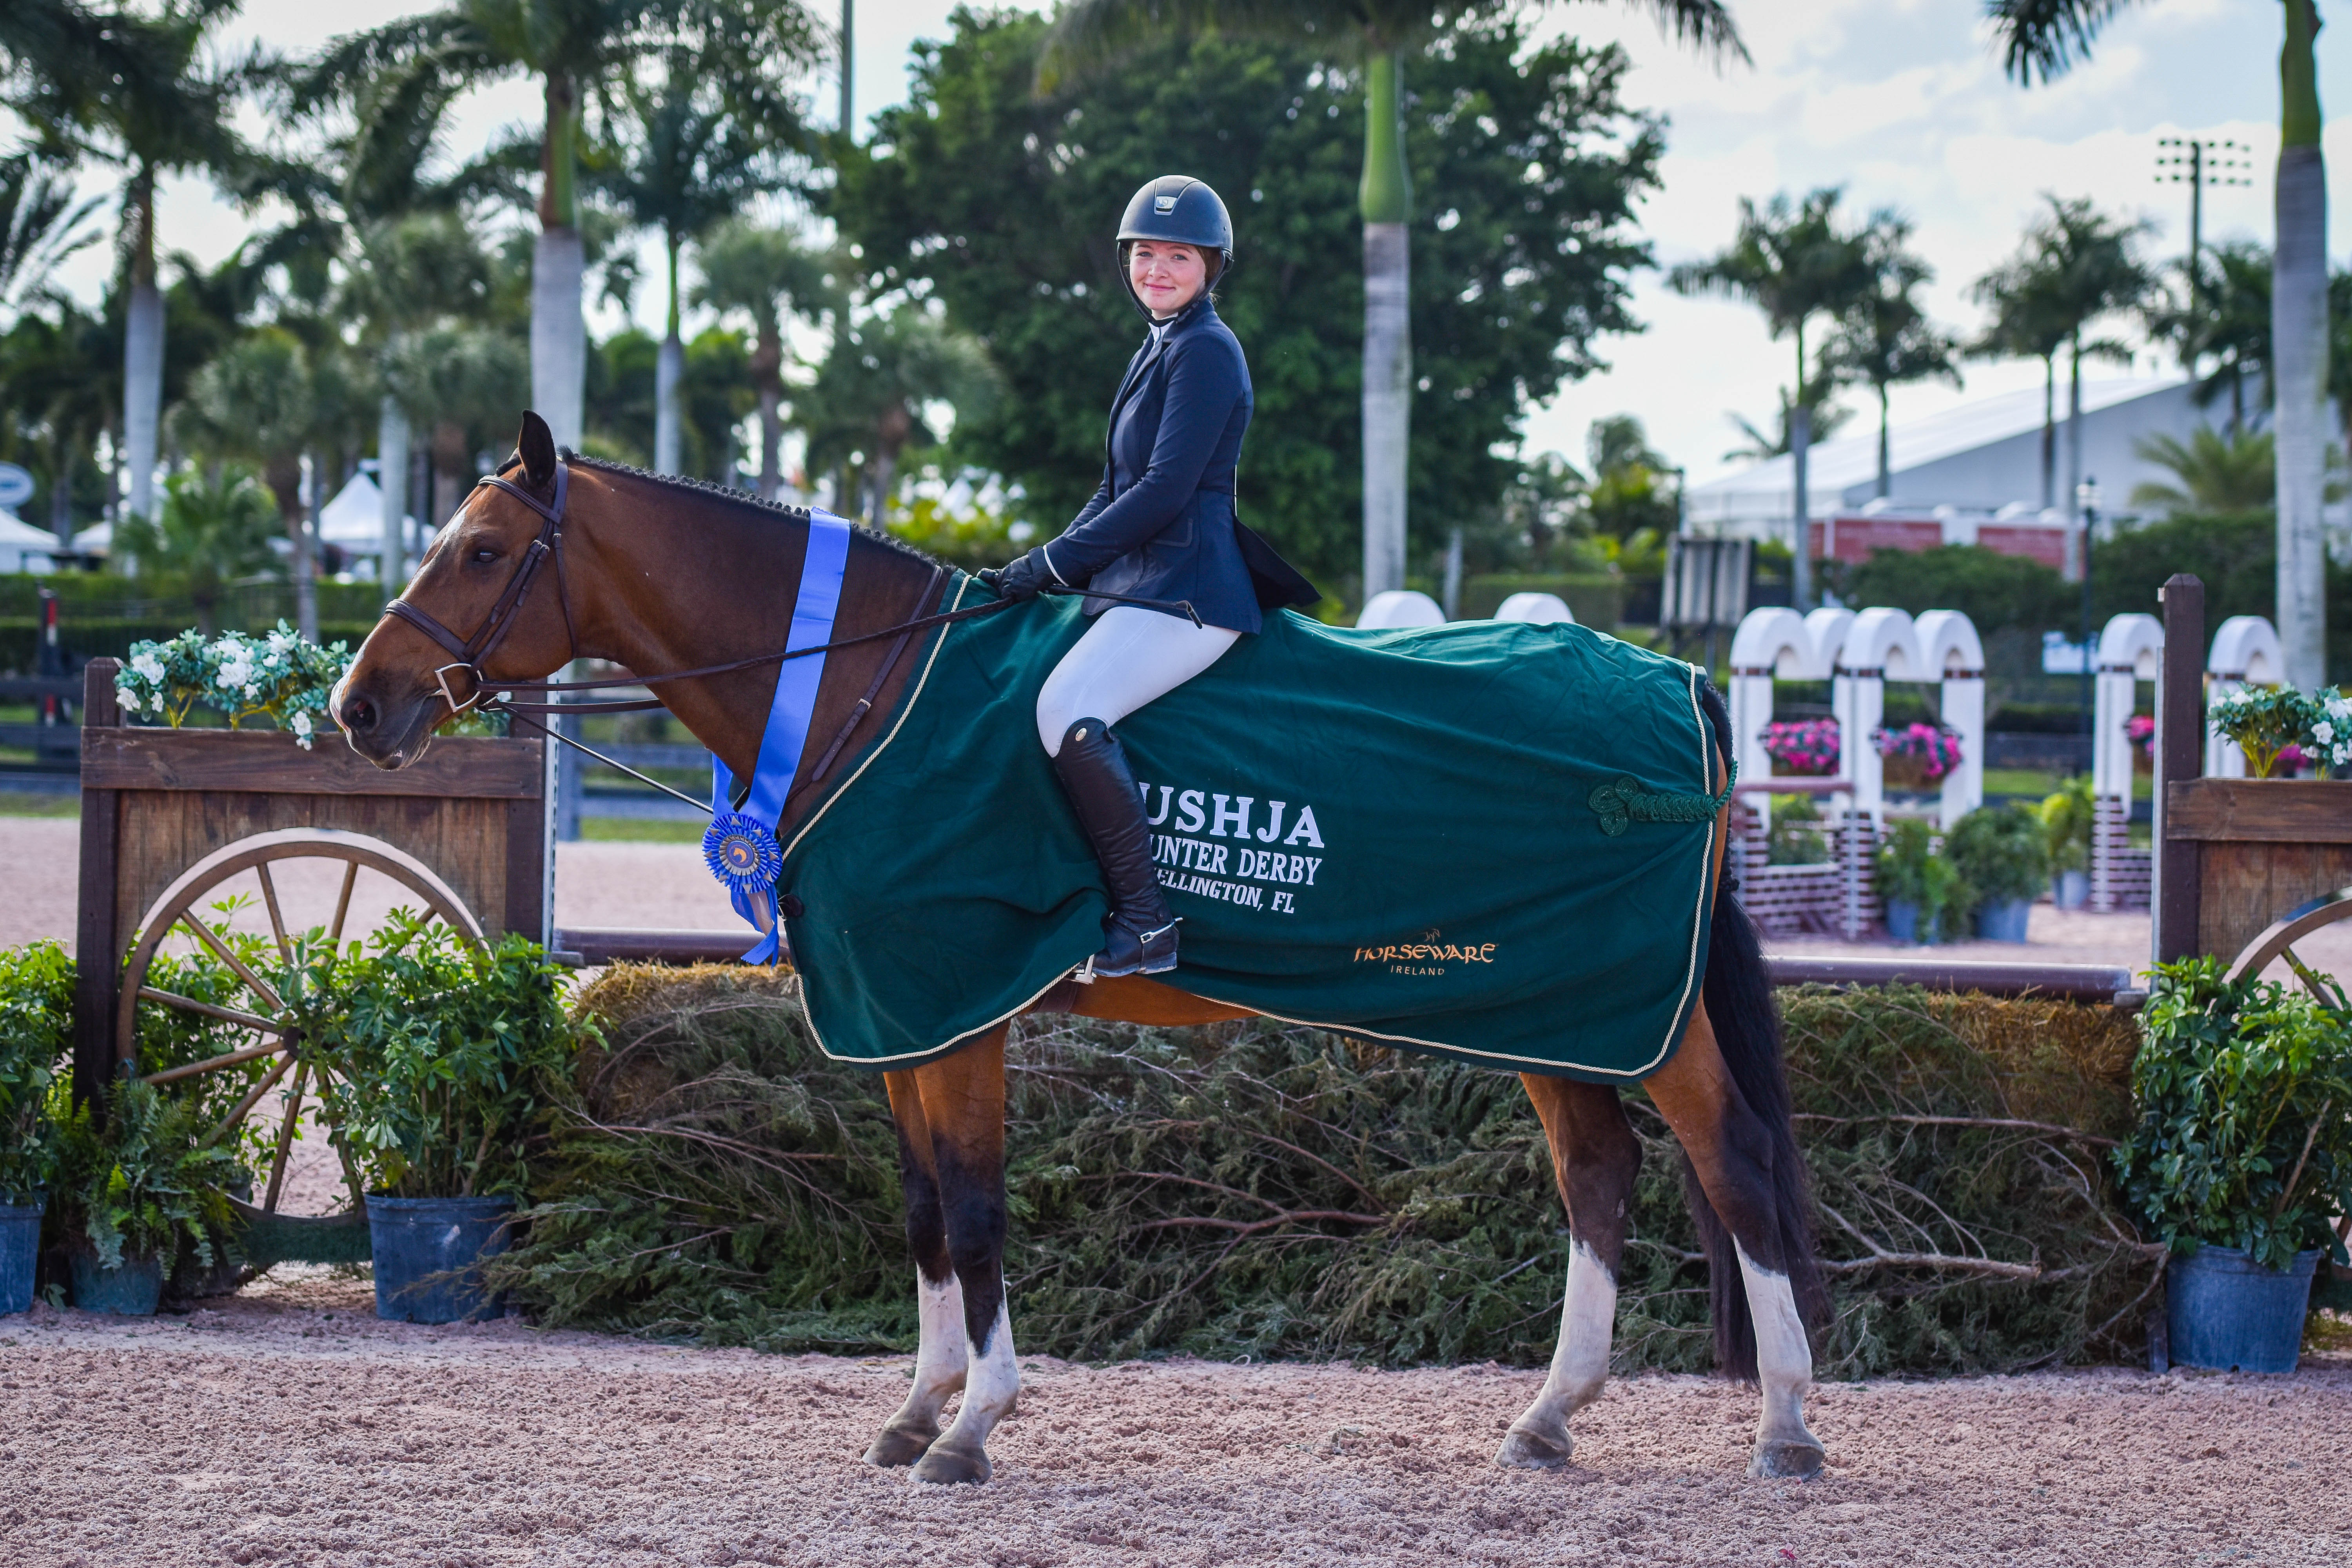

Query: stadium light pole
(2154, 136), (2253, 368)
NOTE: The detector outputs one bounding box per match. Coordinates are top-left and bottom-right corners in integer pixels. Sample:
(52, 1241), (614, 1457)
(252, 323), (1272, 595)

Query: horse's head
(334, 412), (577, 768)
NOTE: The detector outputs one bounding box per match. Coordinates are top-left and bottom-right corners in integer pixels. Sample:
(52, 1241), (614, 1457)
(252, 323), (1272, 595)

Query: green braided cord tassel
(1589, 755), (1738, 837)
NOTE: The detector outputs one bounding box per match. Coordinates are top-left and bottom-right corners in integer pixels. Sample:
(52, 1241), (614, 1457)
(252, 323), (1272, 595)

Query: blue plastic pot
(2167, 1244), (2321, 1374)
(1884, 900), (1940, 945)
(2051, 869), (2089, 910)
(67, 1245), (165, 1316)
(367, 1195), (514, 1323)
(0, 1198), (43, 1316)
(1976, 898), (2032, 943)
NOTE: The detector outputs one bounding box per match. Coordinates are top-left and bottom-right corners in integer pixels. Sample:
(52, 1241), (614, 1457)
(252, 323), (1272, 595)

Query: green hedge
(486, 968), (2157, 1376)
(0, 619), (379, 676)
(1457, 573), (1624, 626)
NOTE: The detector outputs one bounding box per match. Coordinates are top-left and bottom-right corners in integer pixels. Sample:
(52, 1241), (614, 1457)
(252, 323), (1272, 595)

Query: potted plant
(1761, 717), (1839, 777)
(1874, 818), (1964, 945)
(1765, 793), (1831, 865)
(309, 919), (572, 1323)
(2299, 686), (2352, 779)
(2040, 777), (2093, 909)
(53, 1080), (244, 1315)
(0, 942), (72, 1315)
(114, 622), (347, 747)
(2116, 960), (2352, 1373)
(1871, 722), (1963, 791)
(1944, 805), (2049, 942)
(2209, 684), (2315, 780)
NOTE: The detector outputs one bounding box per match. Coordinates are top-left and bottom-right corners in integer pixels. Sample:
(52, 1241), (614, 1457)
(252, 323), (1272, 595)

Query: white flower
(118, 688), (141, 712)
(290, 709), (313, 737)
(131, 652), (165, 683)
(2318, 721), (2337, 745)
(216, 661), (253, 689)
(244, 683), (261, 700)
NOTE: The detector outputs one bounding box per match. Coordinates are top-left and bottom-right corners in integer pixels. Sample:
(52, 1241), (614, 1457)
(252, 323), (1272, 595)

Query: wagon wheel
(116, 828), (486, 1213)
(2227, 884), (2352, 1002)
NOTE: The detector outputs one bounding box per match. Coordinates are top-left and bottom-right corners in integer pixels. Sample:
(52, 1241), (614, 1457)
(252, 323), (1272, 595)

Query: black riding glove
(986, 546), (1055, 602)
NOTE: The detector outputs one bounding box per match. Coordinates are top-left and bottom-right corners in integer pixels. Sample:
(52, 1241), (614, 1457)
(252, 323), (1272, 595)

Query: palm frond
(1984, 0), (2137, 86)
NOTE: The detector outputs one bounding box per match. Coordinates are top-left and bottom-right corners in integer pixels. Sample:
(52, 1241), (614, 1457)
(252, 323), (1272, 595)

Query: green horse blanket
(776, 577), (1729, 1080)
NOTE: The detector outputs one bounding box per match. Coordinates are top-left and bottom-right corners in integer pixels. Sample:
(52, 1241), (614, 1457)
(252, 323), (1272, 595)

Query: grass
(0, 790), (76, 818)
(578, 817), (705, 844)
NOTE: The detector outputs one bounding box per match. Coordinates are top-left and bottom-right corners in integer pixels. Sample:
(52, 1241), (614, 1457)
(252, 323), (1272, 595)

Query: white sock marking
(1733, 1240), (1818, 1450)
(888, 1270), (967, 1431)
(1511, 1240), (1617, 1441)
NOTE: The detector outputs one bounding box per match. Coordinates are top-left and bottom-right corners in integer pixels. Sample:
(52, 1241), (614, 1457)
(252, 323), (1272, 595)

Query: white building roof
(1685, 377), (2211, 534)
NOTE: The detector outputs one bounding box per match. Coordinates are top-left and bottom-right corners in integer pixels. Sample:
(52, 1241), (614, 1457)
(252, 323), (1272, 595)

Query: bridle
(385, 460), (579, 717)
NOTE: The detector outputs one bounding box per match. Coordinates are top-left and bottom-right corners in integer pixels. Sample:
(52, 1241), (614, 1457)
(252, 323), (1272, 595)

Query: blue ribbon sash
(706, 510), (853, 962)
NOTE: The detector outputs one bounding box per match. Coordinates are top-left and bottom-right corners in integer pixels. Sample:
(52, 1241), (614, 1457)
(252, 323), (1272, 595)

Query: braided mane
(563, 451), (946, 572)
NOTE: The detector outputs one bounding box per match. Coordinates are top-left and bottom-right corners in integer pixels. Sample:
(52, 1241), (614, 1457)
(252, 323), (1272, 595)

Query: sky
(33, 0), (2352, 488)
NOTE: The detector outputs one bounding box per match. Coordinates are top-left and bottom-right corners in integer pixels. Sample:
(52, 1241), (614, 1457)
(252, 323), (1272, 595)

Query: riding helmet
(1116, 175), (1234, 314)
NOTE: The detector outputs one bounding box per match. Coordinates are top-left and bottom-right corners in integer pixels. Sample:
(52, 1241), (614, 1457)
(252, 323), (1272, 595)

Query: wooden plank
(2198, 842), (2352, 968)
(2165, 779), (2352, 843)
(81, 728), (543, 799)
(2154, 574), (2204, 962)
(505, 792), (548, 947)
(71, 660), (122, 1106)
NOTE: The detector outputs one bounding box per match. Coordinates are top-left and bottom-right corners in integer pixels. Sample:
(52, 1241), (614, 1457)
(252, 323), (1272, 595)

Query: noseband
(385, 459), (579, 713)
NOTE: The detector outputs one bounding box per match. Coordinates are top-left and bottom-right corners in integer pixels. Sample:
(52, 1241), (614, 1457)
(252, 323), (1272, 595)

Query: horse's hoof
(1494, 1425), (1575, 1470)
(911, 1436), (992, 1486)
(1748, 1437), (1825, 1480)
(863, 1421), (940, 1468)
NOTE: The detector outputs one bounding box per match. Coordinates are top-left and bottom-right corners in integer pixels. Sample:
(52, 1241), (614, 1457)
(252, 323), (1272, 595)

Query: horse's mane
(559, 450), (946, 572)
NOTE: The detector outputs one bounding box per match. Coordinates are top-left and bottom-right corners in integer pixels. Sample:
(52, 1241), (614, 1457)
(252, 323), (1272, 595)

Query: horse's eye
(472, 548), (499, 563)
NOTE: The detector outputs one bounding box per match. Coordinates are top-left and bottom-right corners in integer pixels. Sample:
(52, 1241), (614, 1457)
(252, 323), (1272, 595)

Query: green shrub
(1945, 804), (2051, 914)
(54, 1078), (244, 1275)
(2041, 776), (2093, 875)
(0, 941), (72, 1201)
(306, 918), (573, 1200)
(486, 967), (2153, 1375)
(1875, 817), (1966, 941)
(2117, 958), (2352, 1271)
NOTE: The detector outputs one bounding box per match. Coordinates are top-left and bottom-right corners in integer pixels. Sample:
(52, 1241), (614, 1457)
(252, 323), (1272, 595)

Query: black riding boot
(1052, 718), (1178, 976)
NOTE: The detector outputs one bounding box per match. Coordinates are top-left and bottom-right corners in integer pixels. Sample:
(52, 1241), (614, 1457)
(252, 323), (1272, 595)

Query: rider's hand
(988, 547), (1053, 602)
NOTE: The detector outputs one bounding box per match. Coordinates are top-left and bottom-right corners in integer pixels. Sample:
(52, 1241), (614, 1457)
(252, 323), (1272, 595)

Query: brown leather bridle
(385, 459), (579, 715)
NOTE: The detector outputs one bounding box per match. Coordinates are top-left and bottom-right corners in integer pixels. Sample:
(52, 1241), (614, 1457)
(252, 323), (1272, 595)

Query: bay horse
(333, 415), (1828, 1483)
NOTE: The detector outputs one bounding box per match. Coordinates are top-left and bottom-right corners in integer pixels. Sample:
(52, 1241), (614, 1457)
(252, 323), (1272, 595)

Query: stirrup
(1091, 915), (1179, 979)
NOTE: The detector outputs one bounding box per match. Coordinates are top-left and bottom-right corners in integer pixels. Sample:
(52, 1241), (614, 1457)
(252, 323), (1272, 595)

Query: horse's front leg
(863, 1067), (968, 1468)
(902, 1025), (1016, 1485)
(1496, 1074), (1640, 1470)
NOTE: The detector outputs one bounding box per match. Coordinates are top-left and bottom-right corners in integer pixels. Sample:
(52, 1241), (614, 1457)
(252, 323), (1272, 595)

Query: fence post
(72, 660), (123, 1110)
(2154, 574), (2205, 964)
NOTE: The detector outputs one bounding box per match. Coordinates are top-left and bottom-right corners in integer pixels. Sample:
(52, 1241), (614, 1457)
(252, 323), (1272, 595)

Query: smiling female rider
(986, 174), (1316, 980)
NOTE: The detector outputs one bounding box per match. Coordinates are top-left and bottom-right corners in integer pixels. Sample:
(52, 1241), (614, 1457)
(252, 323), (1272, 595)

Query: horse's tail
(1684, 681), (1827, 1381)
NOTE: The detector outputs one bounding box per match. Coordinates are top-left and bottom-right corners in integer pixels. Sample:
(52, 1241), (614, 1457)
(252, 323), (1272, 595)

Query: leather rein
(379, 454), (1192, 818)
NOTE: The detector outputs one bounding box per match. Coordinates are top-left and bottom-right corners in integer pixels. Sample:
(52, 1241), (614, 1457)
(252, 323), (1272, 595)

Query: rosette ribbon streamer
(705, 510), (852, 962)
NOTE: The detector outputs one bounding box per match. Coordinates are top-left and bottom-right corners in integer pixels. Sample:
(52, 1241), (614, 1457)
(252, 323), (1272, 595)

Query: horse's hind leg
(1643, 1002), (1824, 1479)
(1495, 1075), (1640, 1470)
(904, 1025), (1018, 1485)
(862, 1068), (969, 1468)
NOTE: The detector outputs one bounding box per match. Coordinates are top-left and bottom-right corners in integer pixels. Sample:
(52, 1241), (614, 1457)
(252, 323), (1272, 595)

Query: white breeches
(1035, 606), (1240, 756)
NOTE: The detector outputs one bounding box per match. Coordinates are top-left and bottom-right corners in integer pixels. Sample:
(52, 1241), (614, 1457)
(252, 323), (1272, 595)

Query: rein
(385, 453), (1200, 817)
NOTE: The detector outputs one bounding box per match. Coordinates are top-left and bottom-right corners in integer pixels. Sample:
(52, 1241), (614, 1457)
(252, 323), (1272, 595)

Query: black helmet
(1116, 175), (1233, 313)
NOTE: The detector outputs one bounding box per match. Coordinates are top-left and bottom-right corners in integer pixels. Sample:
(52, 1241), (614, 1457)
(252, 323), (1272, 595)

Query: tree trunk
(751, 324), (784, 499)
(531, 72), (587, 452)
(266, 454), (316, 641)
(1877, 383), (1892, 499)
(656, 232), (684, 474)
(2063, 337), (2084, 583)
(49, 445), (72, 548)
(2274, 0), (2329, 687)
(122, 163), (163, 555)
(868, 446), (897, 530)
(1790, 319), (1811, 610)
(1359, 49), (1412, 603)
(432, 421), (470, 530)
(378, 394), (409, 589)
(2040, 356), (2055, 510)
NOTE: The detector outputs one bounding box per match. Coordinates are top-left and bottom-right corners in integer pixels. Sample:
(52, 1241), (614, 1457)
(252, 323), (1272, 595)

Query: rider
(986, 173), (1312, 979)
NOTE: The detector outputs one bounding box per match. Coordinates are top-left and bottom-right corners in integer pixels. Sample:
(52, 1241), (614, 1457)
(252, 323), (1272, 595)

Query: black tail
(1684, 683), (1826, 1381)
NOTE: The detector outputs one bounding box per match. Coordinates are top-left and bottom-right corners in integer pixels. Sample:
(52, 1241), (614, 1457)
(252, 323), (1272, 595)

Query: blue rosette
(702, 812), (788, 963)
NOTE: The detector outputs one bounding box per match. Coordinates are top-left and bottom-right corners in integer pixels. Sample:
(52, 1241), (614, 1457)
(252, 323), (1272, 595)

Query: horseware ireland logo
(1354, 929), (1499, 977)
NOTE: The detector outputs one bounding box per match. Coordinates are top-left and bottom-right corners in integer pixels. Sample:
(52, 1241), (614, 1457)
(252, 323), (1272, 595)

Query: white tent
(72, 520), (111, 555)
(319, 471), (412, 546)
(0, 512), (67, 573)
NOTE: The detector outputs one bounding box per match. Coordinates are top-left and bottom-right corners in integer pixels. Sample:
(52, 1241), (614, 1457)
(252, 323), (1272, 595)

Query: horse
(332, 414), (1829, 1485)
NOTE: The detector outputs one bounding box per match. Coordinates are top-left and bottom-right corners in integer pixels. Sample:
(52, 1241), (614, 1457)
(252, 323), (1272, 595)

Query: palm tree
(1824, 210), (1958, 500)
(342, 213), (494, 584)
(1721, 389), (1854, 465)
(0, 152), (101, 320)
(801, 309), (997, 527)
(171, 329), (364, 639)
(299, 1), (821, 456)
(1989, 0), (2328, 687)
(1041, 0), (1744, 603)
(109, 465), (282, 631)
(2147, 241), (2270, 432)
(693, 219), (836, 499)
(385, 323), (531, 530)
(596, 44), (797, 475)
(1668, 186), (1873, 610)
(2128, 428), (2275, 514)
(1968, 251), (2070, 511)
(3, 0), (251, 532)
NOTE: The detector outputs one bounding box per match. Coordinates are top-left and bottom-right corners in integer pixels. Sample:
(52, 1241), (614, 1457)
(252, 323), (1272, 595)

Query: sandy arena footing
(2, 1269), (2347, 1567)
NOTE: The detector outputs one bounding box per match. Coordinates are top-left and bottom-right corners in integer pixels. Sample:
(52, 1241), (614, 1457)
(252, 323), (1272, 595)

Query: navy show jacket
(1040, 295), (1262, 633)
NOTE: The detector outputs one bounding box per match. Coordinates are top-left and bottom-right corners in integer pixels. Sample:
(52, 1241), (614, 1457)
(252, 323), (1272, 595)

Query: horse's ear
(517, 411), (557, 492)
